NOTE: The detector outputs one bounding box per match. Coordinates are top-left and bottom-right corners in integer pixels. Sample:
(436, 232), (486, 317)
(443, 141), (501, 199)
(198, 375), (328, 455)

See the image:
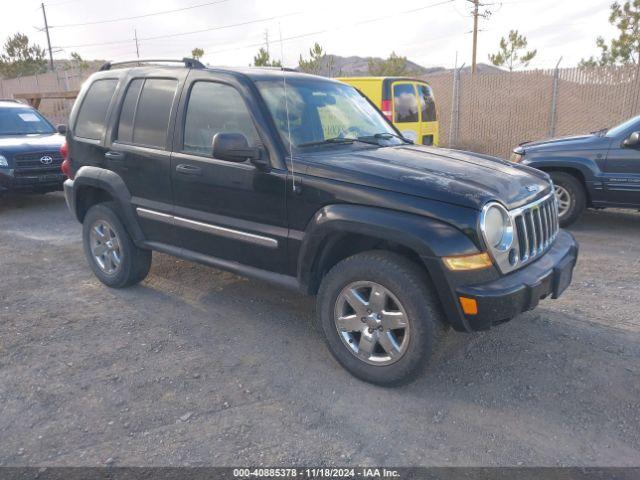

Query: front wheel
(316, 251), (446, 386)
(550, 171), (586, 228)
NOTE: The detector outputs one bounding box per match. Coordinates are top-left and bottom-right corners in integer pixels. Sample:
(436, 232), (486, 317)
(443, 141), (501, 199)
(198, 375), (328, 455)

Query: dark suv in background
(62, 59), (578, 385)
(0, 99), (66, 196)
(512, 115), (640, 226)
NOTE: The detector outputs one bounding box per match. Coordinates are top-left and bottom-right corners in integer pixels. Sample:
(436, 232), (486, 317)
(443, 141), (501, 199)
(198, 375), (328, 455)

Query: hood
(297, 145), (551, 210)
(0, 133), (65, 156)
(521, 133), (608, 152)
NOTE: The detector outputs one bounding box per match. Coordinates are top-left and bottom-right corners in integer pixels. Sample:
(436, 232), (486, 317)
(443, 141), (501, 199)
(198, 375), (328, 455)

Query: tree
(191, 47), (204, 60)
(580, 0), (640, 67)
(252, 47), (281, 67)
(68, 52), (89, 71)
(0, 33), (47, 78)
(489, 30), (537, 71)
(298, 42), (333, 75)
(368, 52), (409, 76)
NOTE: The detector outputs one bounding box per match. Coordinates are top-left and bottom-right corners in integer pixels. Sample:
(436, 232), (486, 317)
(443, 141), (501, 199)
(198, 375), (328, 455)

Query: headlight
(510, 152), (523, 163)
(0, 155), (8, 167)
(480, 203), (514, 252)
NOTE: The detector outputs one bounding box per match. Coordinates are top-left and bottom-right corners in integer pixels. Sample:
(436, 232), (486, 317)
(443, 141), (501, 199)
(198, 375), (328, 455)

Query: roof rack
(99, 57), (205, 71)
(251, 66), (298, 72)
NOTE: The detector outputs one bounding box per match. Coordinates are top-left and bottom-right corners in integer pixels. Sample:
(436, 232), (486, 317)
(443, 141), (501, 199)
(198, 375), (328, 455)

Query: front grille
(13, 151), (63, 175)
(512, 193), (559, 265)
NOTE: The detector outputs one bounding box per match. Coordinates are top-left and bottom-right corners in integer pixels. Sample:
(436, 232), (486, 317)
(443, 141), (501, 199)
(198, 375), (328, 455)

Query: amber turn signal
(442, 252), (493, 271)
(459, 297), (478, 315)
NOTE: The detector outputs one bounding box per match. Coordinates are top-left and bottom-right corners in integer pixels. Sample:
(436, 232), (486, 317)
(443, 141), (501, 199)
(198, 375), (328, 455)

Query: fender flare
(297, 203), (480, 292)
(66, 166), (145, 243)
(524, 157), (597, 182)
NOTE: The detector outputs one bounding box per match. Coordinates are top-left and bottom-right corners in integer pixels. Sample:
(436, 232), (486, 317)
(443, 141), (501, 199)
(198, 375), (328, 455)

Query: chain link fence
(2, 64), (639, 160)
(425, 65), (640, 158)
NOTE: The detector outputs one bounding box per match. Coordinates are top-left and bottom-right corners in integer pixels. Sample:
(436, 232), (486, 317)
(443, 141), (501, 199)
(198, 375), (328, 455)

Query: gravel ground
(0, 192), (639, 467)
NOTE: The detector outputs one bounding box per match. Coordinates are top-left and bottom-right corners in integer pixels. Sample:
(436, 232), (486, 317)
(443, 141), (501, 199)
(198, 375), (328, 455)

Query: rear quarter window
(75, 79), (118, 140)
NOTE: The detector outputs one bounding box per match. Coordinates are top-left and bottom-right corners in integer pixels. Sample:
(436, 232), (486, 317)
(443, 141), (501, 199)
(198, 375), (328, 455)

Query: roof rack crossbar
(99, 57), (205, 71)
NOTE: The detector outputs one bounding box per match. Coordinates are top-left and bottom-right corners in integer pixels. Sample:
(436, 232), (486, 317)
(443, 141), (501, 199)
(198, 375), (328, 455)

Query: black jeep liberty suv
(62, 59), (578, 385)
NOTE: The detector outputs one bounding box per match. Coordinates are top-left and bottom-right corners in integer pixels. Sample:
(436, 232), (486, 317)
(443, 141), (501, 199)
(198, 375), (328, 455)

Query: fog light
(443, 252), (493, 271)
(459, 297), (478, 315)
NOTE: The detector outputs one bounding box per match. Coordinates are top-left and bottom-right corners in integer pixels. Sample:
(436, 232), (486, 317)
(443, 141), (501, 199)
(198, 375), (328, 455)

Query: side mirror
(623, 131), (640, 148)
(212, 133), (261, 163)
(56, 124), (67, 135)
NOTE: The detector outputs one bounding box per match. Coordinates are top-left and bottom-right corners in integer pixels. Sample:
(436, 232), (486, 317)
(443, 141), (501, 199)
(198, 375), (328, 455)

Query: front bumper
(428, 230), (578, 332)
(0, 169), (64, 193)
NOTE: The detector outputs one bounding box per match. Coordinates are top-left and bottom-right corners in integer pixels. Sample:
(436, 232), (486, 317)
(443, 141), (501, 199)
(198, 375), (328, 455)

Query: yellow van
(337, 77), (439, 146)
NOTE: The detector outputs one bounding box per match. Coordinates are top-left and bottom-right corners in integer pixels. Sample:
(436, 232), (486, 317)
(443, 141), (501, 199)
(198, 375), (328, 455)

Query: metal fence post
(449, 63), (464, 148)
(549, 57), (562, 138)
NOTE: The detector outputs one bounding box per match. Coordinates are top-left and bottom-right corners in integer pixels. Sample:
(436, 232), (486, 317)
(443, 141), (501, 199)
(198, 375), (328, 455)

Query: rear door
(391, 82), (420, 143)
(169, 71), (288, 273)
(417, 82), (438, 146)
(105, 71), (186, 243)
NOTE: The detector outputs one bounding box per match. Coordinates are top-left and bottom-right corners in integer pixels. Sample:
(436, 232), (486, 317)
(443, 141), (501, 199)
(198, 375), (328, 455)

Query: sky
(1, 0), (619, 70)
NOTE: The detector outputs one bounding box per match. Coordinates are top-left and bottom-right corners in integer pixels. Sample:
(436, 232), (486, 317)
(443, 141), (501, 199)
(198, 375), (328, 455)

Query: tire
(82, 201), (151, 288)
(550, 171), (586, 228)
(316, 250), (447, 386)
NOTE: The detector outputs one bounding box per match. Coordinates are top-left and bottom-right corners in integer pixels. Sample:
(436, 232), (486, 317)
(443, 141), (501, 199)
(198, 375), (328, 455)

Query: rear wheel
(82, 202), (151, 288)
(550, 171), (586, 228)
(316, 251), (446, 386)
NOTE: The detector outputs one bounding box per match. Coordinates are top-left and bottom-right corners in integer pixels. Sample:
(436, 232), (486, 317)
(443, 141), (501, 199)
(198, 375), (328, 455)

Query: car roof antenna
(279, 23), (298, 193)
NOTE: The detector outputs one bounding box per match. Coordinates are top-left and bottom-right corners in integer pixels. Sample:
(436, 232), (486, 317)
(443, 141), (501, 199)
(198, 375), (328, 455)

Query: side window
(418, 84), (437, 122)
(183, 81), (259, 156)
(116, 78), (177, 149)
(75, 79), (118, 140)
(393, 84), (419, 123)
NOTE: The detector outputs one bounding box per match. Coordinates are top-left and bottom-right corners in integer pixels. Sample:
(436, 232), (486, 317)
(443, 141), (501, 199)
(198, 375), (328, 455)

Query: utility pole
(134, 29), (140, 58)
(264, 29), (270, 56)
(41, 2), (54, 70)
(471, 0), (479, 75)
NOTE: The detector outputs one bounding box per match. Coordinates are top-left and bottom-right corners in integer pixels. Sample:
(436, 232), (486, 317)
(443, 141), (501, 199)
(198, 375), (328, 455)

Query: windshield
(256, 78), (404, 150)
(0, 106), (55, 135)
(605, 114), (640, 138)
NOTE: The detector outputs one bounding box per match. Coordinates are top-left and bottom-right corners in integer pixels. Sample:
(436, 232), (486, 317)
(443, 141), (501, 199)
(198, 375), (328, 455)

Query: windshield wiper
(297, 137), (378, 148)
(591, 127), (608, 136)
(359, 132), (413, 144)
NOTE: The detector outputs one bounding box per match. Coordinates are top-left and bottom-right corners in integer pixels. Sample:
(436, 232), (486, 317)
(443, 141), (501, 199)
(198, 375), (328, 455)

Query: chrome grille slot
(487, 192), (560, 274)
(511, 192), (559, 270)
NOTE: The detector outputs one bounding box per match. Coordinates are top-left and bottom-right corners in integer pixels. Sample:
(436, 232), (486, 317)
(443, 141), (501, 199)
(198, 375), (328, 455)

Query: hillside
(306, 54), (504, 77)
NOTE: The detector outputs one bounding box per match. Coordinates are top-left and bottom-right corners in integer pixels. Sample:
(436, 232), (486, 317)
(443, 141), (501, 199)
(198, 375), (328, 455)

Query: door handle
(105, 151), (125, 161)
(176, 164), (202, 176)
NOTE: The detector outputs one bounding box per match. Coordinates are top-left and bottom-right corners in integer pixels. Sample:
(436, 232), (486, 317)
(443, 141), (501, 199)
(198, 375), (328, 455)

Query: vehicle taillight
(60, 141), (73, 179)
(381, 100), (393, 122)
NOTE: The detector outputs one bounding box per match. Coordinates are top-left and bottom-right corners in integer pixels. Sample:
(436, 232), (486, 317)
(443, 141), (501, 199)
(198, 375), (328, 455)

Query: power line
(49, 0), (232, 28)
(56, 11), (302, 48)
(202, 0), (456, 59)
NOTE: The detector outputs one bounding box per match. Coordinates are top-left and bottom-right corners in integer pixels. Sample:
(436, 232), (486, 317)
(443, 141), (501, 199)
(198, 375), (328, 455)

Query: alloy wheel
(555, 184), (572, 219)
(89, 220), (122, 275)
(334, 281), (410, 366)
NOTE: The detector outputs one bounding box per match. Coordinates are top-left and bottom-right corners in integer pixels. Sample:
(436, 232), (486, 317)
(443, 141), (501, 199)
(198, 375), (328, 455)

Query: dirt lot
(0, 192), (639, 467)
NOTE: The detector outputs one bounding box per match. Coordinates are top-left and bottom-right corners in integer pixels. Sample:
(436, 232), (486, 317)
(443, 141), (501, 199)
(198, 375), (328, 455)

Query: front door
(391, 82), (420, 143)
(170, 74), (288, 273)
(603, 133), (640, 206)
